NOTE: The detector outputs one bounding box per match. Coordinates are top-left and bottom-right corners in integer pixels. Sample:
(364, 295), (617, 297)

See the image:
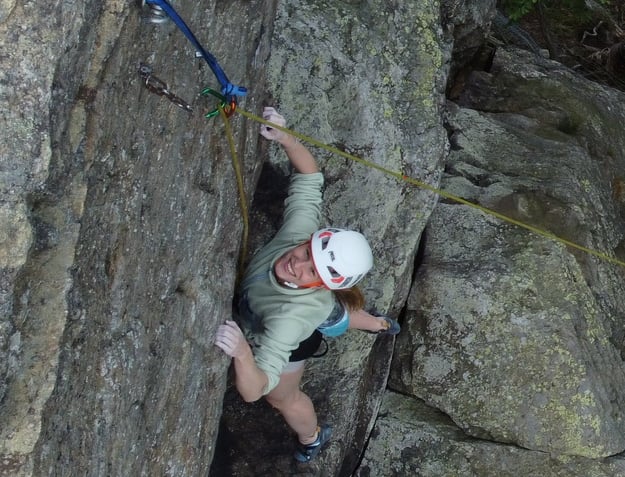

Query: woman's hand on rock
(215, 320), (249, 358)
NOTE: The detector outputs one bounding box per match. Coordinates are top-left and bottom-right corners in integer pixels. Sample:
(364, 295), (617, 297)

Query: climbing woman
(215, 107), (400, 463)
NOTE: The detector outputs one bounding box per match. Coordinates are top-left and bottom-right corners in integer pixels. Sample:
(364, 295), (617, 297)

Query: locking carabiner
(202, 87), (236, 119)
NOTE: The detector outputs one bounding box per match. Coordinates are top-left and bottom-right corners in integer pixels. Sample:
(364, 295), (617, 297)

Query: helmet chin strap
(273, 266), (325, 290)
(300, 280), (325, 289)
(279, 279), (325, 290)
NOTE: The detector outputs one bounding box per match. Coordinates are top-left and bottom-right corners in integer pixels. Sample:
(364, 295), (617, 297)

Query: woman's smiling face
(273, 242), (321, 288)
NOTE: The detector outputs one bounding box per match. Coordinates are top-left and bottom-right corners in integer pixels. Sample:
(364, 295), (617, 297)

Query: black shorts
(289, 330), (323, 362)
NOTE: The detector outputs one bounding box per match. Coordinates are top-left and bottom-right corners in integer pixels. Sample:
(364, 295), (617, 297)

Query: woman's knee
(264, 393), (279, 409)
(265, 386), (304, 410)
(265, 363), (306, 408)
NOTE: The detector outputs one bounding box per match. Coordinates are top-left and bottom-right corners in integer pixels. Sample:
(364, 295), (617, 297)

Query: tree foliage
(497, 0), (625, 91)
(501, 0), (612, 21)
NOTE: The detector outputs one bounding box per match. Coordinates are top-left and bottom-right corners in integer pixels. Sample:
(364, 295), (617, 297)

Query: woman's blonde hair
(334, 286), (365, 311)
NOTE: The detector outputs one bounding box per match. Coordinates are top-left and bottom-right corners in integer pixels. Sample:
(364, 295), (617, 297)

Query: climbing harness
(138, 63), (193, 112)
(142, 0), (246, 116)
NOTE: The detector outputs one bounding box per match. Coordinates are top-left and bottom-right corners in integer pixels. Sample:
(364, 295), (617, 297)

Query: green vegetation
(496, 0), (625, 92)
(501, 0), (612, 22)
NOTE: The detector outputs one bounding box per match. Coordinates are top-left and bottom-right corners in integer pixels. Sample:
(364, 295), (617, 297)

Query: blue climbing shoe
(294, 424), (332, 463)
(367, 316), (401, 335)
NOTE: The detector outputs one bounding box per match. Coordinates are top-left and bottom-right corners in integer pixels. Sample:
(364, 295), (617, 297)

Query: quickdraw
(139, 63), (193, 113)
(142, 0), (246, 117)
(202, 87), (236, 119)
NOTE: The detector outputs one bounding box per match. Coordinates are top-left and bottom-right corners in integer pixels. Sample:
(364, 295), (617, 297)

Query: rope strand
(219, 106), (249, 284)
(236, 107), (625, 269)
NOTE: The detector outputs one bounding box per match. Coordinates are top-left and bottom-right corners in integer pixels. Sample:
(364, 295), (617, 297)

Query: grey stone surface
(390, 47), (625, 459)
(356, 390), (625, 477)
(3, 0), (625, 474)
(1, 0), (273, 475)
(211, 0), (448, 475)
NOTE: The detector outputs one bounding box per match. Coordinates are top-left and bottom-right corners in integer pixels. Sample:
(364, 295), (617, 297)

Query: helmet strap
(278, 280), (324, 289)
(299, 280), (326, 289)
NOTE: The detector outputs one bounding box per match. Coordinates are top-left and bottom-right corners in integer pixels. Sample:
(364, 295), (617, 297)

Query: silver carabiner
(141, 0), (170, 25)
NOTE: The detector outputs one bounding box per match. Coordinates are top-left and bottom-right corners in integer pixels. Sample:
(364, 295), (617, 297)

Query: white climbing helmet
(310, 228), (373, 290)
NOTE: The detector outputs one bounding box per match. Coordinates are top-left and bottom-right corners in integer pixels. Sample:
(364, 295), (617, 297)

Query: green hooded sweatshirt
(240, 172), (336, 394)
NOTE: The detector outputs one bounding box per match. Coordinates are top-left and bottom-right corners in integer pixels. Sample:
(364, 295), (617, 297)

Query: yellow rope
(219, 105), (249, 283)
(237, 107), (625, 269)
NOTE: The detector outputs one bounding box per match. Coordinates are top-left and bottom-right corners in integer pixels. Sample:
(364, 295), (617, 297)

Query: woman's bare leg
(265, 363), (319, 444)
(347, 308), (388, 332)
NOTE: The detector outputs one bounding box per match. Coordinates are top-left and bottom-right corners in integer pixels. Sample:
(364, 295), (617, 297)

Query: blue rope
(145, 0), (247, 101)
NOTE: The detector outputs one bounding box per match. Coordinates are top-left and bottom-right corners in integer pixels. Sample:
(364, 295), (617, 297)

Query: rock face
(211, 0), (448, 475)
(356, 391), (625, 477)
(389, 46), (625, 461)
(3, 0), (625, 475)
(1, 0), (273, 474)
(2, 0), (449, 474)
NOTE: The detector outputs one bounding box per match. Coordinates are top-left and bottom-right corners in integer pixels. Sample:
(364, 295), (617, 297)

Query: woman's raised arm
(260, 107), (319, 174)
